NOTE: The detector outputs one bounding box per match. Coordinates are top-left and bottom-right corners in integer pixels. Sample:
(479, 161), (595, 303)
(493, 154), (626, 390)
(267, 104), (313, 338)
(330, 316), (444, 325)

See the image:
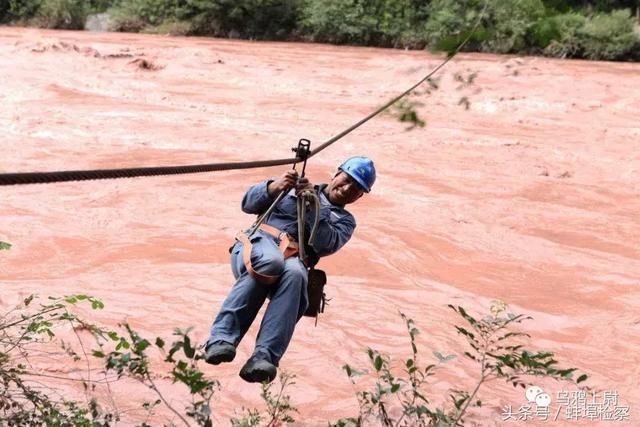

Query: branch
(453, 347), (487, 424)
(0, 306), (63, 331)
(145, 373), (191, 427)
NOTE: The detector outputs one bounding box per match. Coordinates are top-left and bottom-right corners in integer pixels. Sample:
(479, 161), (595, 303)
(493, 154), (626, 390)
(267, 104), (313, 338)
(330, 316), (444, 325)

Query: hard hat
(338, 156), (376, 193)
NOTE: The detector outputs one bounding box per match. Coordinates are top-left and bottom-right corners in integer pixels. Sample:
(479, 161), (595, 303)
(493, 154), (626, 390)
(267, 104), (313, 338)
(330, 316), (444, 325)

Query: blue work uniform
(207, 179), (356, 365)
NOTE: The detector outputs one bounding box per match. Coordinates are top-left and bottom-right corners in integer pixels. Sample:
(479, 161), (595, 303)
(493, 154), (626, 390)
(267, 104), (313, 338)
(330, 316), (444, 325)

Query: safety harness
(234, 140), (327, 320)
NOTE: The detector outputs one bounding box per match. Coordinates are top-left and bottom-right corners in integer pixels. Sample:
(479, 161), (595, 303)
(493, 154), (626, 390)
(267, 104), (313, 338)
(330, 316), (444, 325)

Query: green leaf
(92, 350), (105, 358)
(577, 374), (588, 383)
(343, 364), (353, 377)
(374, 355), (383, 371)
(156, 337), (165, 349)
(135, 339), (150, 354)
(91, 300), (104, 310)
(183, 334), (195, 358)
(0, 241), (11, 250)
(390, 383), (401, 393)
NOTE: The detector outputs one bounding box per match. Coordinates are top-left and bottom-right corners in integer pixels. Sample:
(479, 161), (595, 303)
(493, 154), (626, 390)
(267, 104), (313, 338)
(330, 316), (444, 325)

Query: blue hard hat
(338, 156), (376, 193)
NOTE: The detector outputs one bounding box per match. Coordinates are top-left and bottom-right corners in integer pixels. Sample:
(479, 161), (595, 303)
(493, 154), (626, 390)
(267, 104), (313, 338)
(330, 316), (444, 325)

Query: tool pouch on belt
(304, 268), (327, 318)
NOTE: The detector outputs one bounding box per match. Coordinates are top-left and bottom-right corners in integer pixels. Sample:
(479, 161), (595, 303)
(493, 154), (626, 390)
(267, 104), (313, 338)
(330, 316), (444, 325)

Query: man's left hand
(295, 177), (314, 195)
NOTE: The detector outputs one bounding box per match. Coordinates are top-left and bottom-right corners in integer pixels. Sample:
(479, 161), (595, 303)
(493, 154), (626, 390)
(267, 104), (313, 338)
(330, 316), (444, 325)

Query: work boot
(239, 352), (277, 383)
(204, 341), (236, 365)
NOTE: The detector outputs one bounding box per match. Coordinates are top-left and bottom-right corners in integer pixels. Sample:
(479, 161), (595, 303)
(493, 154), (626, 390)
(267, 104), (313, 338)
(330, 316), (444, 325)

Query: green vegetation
(1, 0), (638, 60)
(1, 288), (588, 426)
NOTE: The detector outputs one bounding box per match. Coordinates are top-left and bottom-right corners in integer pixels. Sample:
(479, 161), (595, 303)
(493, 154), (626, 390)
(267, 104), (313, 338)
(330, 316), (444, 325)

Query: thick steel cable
(0, 158), (295, 186)
(0, 2), (487, 187)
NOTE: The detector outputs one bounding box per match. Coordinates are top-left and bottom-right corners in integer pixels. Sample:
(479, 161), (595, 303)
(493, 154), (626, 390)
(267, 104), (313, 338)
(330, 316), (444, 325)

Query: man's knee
(251, 243), (286, 276)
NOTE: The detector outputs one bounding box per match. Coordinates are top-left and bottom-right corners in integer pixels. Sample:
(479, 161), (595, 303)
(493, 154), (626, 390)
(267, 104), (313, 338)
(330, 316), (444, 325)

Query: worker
(204, 156), (376, 383)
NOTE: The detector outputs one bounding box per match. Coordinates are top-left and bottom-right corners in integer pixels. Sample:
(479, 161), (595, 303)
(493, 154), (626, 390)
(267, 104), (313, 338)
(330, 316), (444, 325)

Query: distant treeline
(1, 0), (639, 61)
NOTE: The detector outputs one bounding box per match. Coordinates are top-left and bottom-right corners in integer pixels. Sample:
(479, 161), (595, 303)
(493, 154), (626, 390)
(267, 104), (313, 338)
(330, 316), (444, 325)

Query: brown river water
(0, 27), (639, 426)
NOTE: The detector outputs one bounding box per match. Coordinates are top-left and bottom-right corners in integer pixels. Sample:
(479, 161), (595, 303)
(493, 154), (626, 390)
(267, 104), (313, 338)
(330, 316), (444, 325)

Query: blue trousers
(207, 230), (309, 365)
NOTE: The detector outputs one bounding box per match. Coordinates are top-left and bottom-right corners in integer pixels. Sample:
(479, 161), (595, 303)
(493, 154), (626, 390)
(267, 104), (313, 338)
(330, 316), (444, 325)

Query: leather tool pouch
(304, 268), (327, 318)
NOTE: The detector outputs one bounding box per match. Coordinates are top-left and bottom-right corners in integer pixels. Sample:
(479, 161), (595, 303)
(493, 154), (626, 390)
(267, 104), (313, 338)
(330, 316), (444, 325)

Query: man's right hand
(267, 169), (298, 197)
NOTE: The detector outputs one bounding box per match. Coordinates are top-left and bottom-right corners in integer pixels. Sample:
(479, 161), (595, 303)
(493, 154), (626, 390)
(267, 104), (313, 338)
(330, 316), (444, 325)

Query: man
(204, 156), (376, 383)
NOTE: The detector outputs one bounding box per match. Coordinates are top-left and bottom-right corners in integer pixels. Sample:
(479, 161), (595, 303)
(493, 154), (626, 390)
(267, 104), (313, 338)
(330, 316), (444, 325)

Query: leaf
(433, 351), (456, 363)
(0, 241), (11, 250)
(343, 364), (353, 377)
(374, 355), (383, 371)
(463, 351), (477, 361)
(183, 334), (195, 358)
(135, 339), (150, 353)
(577, 374), (588, 383)
(455, 326), (476, 341)
(91, 299), (105, 310)
(155, 337), (165, 349)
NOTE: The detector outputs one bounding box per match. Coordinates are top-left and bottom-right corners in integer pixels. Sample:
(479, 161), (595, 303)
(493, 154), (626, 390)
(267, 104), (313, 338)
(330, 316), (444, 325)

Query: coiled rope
(296, 189), (320, 262)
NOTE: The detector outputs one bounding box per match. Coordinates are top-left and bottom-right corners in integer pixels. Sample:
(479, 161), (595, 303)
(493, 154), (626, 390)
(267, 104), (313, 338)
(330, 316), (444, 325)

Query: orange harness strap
(236, 224), (300, 285)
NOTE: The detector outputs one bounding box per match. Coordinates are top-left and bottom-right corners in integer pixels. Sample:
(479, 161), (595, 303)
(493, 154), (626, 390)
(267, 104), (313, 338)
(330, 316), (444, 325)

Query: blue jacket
(241, 179), (356, 260)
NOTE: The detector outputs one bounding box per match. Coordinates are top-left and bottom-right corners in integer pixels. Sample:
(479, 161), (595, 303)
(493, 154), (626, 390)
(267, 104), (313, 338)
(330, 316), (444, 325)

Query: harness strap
(236, 224), (299, 284)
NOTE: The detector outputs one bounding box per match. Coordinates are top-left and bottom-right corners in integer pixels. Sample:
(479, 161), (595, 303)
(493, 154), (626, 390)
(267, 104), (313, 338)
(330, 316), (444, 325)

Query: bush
(578, 9), (639, 60)
(190, 0), (302, 39)
(0, 293), (297, 426)
(535, 12), (586, 57)
(2, 292), (587, 426)
(535, 9), (639, 60)
(484, 0), (546, 53)
(300, 0), (429, 48)
(108, 0), (186, 27)
(7, 0), (41, 21)
(107, 0), (301, 39)
(36, 0), (87, 29)
(5, 0), (88, 28)
(87, 0), (114, 14)
(0, 0), (9, 22)
(335, 304), (589, 426)
(142, 18), (192, 36)
(300, 0), (373, 45)
(425, 0), (546, 54)
(424, 0), (479, 50)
